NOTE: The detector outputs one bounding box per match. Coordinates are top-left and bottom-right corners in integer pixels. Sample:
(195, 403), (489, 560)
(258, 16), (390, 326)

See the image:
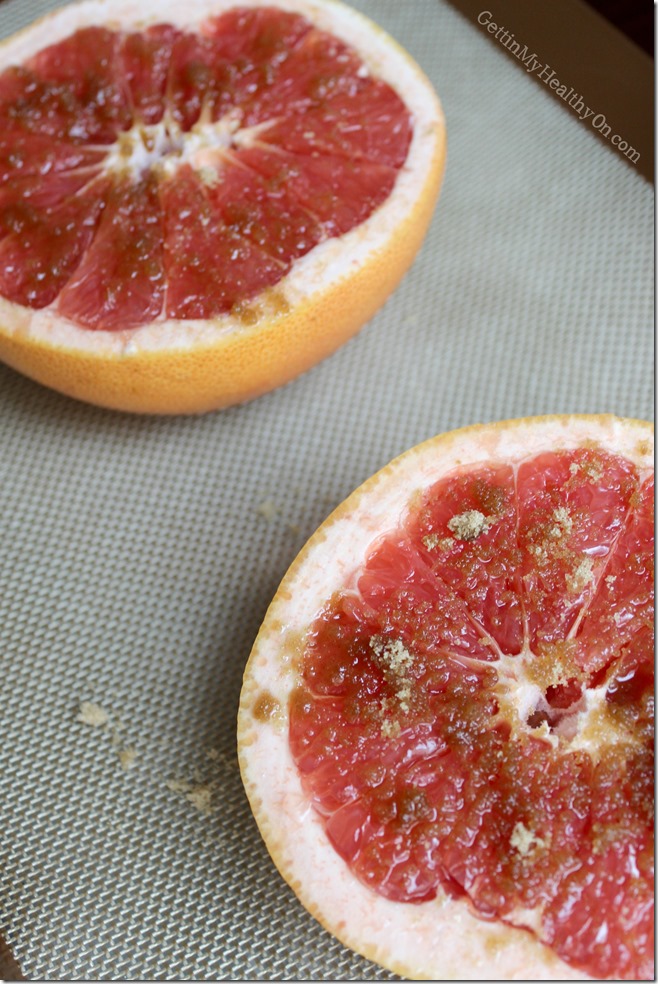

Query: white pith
(102, 111), (272, 181)
(0, 0), (443, 352)
(491, 650), (638, 756)
(238, 415), (654, 981)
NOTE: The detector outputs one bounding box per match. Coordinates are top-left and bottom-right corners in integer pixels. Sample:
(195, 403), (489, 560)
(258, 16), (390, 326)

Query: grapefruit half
(0, 0), (444, 413)
(238, 415), (654, 981)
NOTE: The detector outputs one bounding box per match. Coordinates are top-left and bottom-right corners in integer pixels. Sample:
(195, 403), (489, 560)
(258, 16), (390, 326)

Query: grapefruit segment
(205, 7), (312, 114)
(165, 31), (233, 131)
(58, 175), (164, 330)
(207, 159), (323, 266)
(0, 168), (101, 218)
(161, 164), (284, 319)
(0, 134), (104, 186)
(405, 463), (524, 655)
(236, 22), (364, 116)
(236, 145), (397, 237)
(0, 64), (104, 142)
(120, 24), (182, 126)
(0, 178), (106, 308)
(239, 416), (654, 981)
(0, 0), (445, 412)
(356, 536), (498, 661)
(517, 449), (638, 651)
(258, 82), (413, 167)
(577, 475), (654, 675)
(27, 27), (132, 143)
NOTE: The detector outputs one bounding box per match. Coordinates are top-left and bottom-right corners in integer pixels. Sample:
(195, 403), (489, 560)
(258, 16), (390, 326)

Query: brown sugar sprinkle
(526, 639), (584, 690)
(118, 746), (138, 770)
(76, 701), (141, 773)
(422, 532), (454, 551)
(166, 778), (217, 817)
(377, 698), (402, 739)
(569, 459), (603, 482)
(370, 636), (414, 676)
(380, 716), (402, 739)
(565, 555), (595, 594)
(187, 786), (214, 815)
(370, 636), (415, 715)
(526, 507), (577, 566)
(76, 701), (110, 727)
(197, 165), (220, 187)
(447, 509), (493, 541)
(256, 499), (278, 521)
(549, 507), (573, 539)
(591, 820), (637, 855)
(231, 300), (261, 326)
(510, 821), (548, 858)
(473, 479), (507, 516)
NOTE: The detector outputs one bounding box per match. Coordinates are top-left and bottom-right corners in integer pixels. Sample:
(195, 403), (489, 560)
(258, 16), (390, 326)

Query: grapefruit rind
(237, 415), (653, 981)
(0, 0), (445, 413)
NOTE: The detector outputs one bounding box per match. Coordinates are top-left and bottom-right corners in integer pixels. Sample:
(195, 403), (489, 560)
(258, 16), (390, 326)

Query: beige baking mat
(0, 0), (653, 979)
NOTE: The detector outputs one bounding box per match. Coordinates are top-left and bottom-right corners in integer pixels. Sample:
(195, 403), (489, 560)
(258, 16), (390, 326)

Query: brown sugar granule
(370, 636), (413, 675)
(187, 786), (214, 816)
(380, 717), (402, 739)
(566, 555), (595, 594)
(166, 778), (217, 817)
(77, 701), (110, 727)
(422, 533), (453, 552)
(570, 458), (603, 482)
(447, 509), (492, 541)
(510, 821), (547, 857)
(118, 746), (138, 771)
(370, 637), (415, 713)
(526, 639), (583, 691)
(76, 700), (140, 774)
(256, 499), (278, 521)
(549, 507), (573, 539)
(197, 165), (220, 187)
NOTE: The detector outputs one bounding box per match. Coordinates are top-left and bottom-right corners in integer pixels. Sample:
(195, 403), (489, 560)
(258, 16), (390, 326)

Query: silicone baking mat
(0, 0), (653, 979)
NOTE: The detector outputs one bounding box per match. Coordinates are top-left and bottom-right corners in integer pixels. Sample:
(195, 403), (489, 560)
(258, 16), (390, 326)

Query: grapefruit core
(0, 0), (445, 413)
(238, 415), (654, 981)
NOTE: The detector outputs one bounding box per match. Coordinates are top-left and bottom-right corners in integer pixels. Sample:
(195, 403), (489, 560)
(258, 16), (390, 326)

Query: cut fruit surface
(0, 0), (444, 412)
(238, 415), (654, 981)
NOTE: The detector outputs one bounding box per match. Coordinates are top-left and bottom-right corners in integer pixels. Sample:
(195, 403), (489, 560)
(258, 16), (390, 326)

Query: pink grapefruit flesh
(0, 9), (411, 326)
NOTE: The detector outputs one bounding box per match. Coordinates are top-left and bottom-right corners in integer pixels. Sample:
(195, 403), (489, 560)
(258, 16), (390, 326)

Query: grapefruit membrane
(238, 416), (654, 981)
(0, 0), (445, 413)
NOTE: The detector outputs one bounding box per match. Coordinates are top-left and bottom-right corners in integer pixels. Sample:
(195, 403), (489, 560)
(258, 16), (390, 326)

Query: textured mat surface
(0, 0), (653, 979)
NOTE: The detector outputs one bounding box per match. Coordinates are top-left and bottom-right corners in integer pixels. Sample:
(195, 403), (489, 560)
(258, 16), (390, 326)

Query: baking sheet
(0, 0), (653, 979)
